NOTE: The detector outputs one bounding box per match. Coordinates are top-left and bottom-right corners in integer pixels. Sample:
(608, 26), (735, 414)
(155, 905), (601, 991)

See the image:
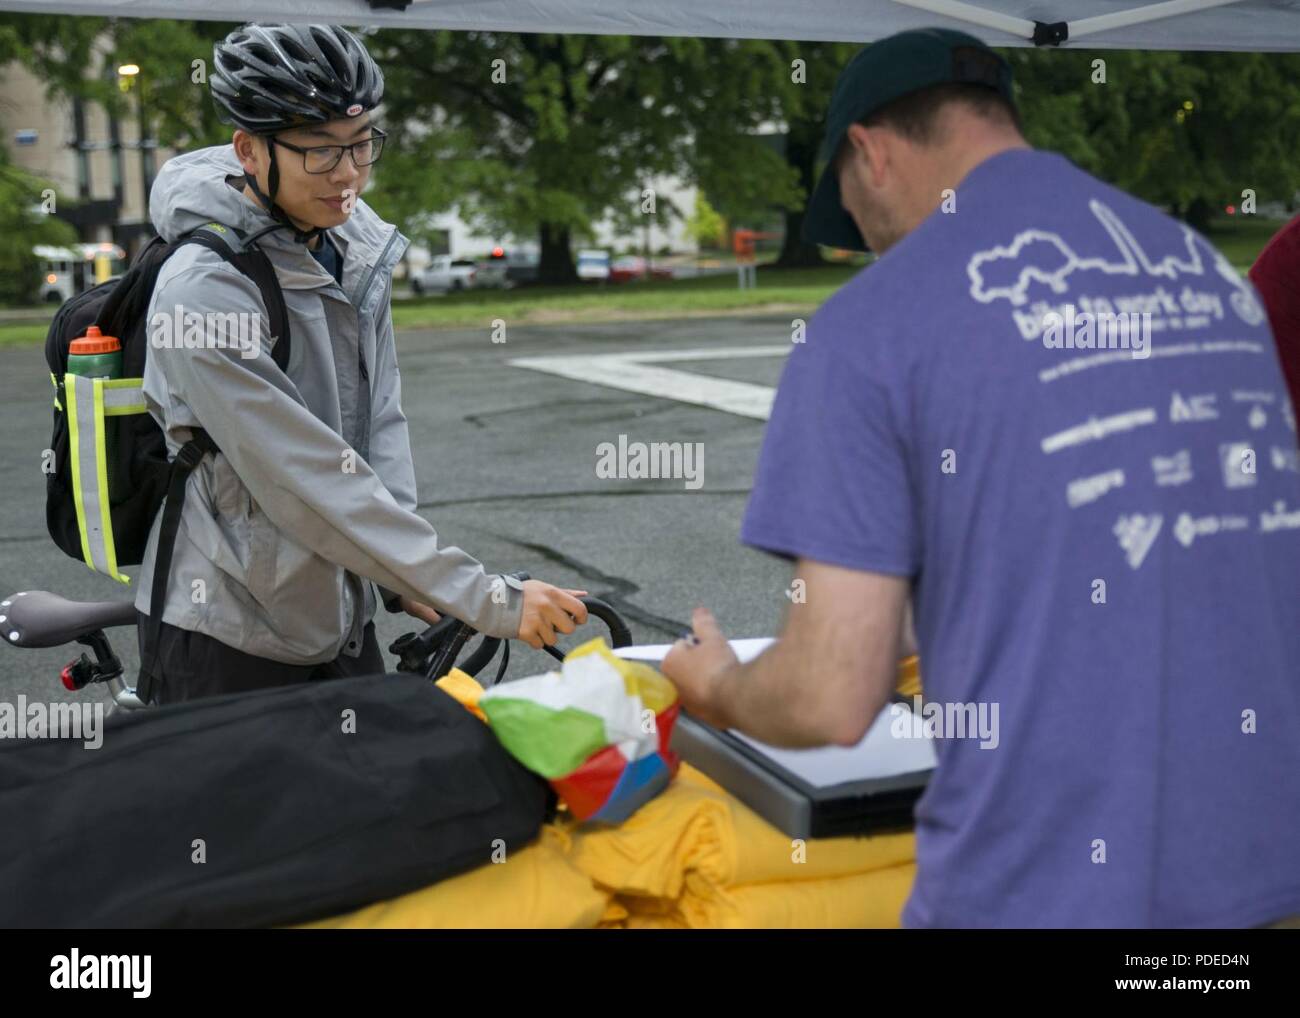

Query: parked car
(474, 247), (512, 289)
(576, 248), (611, 282)
(410, 255), (477, 295)
(504, 248), (540, 286)
(609, 256), (645, 283)
(608, 255), (675, 283)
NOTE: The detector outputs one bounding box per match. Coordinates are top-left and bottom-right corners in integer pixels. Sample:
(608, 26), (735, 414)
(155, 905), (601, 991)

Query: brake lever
(388, 614), (463, 674)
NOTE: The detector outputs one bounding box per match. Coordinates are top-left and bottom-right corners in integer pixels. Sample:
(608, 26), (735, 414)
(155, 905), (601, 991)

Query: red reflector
(60, 664), (77, 691)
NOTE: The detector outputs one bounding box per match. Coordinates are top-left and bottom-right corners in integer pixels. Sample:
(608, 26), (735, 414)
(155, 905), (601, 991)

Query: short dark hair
(838, 82), (1020, 166)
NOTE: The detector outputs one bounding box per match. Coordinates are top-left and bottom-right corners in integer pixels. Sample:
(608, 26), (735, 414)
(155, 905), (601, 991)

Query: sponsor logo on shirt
(1174, 512), (1250, 547)
(1113, 513), (1163, 570)
(1066, 468), (1125, 508)
(967, 199), (1266, 331)
(1040, 408), (1157, 453)
(1152, 450), (1193, 486)
(1260, 501), (1300, 533)
(1271, 446), (1300, 473)
(1170, 391), (1218, 422)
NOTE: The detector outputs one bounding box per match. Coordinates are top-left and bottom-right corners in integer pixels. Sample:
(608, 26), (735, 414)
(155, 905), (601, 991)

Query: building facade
(0, 38), (174, 261)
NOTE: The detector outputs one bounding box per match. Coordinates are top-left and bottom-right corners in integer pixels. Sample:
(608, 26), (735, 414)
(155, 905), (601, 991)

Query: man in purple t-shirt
(662, 29), (1300, 928)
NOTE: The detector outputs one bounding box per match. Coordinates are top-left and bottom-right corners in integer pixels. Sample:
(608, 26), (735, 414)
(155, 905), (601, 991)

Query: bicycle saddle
(0, 591), (137, 649)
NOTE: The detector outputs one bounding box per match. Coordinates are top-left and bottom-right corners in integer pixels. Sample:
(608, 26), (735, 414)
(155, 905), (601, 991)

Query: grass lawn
(0, 322), (53, 348)
(389, 264), (863, 331)
(0, 263), (866, 348)
(1, 214), (1288, 348)
(1202, 215), (1286, 272)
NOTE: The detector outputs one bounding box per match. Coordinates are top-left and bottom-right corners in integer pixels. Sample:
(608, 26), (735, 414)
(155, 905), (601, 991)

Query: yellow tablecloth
(301, 657), (923, 929)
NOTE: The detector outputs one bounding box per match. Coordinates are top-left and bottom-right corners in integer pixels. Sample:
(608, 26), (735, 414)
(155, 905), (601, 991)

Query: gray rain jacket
(136, 144), (524, 663)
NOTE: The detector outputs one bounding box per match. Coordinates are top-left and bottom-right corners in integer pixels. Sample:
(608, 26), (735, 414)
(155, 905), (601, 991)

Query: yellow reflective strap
(66, 375), (131, 585)
(50, 371), (62, 411)
(65, 374), (95, 573)
(91, 380), (128, 584)
(102, 377), (147, 416)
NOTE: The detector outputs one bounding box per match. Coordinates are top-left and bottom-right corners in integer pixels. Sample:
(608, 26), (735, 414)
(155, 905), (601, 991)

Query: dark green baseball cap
(802, 28), (1016, 252)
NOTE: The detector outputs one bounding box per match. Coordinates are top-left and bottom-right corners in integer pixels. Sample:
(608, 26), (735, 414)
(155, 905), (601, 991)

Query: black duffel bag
(0, 673), (552, 928)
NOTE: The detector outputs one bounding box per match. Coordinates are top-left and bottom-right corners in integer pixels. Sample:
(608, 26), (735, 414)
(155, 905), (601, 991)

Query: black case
(0, 674), (550, 928)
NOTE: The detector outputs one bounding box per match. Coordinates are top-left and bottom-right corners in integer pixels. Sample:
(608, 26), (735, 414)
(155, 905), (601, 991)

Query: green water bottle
(66, 326), (124, 503)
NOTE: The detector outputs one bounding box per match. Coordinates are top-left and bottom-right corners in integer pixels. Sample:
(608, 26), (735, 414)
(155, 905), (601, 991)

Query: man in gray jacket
(136, 23), (586, 703)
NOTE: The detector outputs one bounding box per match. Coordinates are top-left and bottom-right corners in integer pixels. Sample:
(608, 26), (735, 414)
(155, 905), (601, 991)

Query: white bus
(34, 242), (128, 304)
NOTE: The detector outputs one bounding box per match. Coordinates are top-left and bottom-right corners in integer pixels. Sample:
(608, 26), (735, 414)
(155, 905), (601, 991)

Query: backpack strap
(136, 427), (221, 705)
(135, 222), (290, 705)
(181, 223), (292, 372)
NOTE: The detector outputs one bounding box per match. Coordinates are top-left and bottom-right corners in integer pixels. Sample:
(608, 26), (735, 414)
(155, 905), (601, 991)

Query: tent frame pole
(1068, 0), (1247, 40)
(888, 0), (1035, 38)
(890, 0), (1248, 45)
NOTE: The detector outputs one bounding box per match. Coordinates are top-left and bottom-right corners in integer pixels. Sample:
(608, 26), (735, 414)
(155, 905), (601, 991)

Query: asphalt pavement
(0, 314), (799, 707)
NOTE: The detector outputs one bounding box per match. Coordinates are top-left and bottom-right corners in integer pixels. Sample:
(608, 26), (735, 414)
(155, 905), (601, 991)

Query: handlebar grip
(459, 634), (503, 677)
(579, 596), (632, 648)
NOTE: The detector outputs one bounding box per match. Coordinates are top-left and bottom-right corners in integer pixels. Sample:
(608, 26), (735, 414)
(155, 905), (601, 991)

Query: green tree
(1010, 48), (1300, 231)
(0, 154), (79, 305)
(105, 18), (242, 152)
(686, 192), (726, 249)
(762, 41), (862, 266)
(366, 31), (799, 283)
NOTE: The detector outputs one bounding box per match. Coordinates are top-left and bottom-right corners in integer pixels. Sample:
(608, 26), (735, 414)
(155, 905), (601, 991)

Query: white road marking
(508, 346), (789, 420)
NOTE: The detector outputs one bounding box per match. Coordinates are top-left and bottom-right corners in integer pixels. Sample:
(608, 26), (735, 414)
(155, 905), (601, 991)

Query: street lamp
(115, 62), (153, 258)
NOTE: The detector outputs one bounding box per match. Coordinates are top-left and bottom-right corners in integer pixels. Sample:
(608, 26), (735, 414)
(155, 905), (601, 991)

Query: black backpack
(44, 222), (290, 702)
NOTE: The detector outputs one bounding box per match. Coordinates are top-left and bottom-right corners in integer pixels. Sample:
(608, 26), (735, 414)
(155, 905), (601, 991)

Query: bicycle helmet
(210, 23), (385, 244)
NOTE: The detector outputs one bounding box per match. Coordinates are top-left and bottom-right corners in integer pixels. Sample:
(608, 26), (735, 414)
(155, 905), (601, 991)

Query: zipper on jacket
(340, 227), (399, 655)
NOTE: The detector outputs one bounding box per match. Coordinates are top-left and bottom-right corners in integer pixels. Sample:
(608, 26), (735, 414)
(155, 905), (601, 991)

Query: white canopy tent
(0, 0), (1297, 52)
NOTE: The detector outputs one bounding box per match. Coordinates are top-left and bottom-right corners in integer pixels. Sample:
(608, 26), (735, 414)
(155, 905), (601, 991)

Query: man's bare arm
(663, 559), (909, 748)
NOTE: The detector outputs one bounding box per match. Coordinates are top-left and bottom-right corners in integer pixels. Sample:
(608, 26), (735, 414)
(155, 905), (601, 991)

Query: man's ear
(844, 122), (892, 190)
(232, 129), (260, 175)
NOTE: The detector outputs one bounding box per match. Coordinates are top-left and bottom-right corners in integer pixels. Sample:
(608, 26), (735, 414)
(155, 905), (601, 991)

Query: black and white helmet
(211, 22), (384, 135)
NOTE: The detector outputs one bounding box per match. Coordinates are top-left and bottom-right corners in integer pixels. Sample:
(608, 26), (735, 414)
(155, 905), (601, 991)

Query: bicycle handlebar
(388, 572), (634, 684)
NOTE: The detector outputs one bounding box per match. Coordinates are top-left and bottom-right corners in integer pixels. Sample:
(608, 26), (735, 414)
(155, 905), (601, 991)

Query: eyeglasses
(272, 127), (387, 174)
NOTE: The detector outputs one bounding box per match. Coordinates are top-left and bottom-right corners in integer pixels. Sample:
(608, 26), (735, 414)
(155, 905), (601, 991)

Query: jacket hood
(149, 144), (408, 292)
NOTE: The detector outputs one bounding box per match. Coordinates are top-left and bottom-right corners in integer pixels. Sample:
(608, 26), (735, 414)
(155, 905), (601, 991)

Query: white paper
(616, 639), (936, 788)
(729, 707), (937, 788)
(614, 637), (774, 664)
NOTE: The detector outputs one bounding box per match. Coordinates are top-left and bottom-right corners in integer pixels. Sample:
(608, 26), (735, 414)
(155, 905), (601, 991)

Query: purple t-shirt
(742, 148), (1300, 928)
